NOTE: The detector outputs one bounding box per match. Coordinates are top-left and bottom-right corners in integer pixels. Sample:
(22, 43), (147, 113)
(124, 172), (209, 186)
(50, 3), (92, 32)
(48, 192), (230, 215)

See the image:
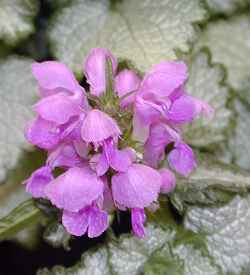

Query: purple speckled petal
(45, 166), (104, 212)
(84, 48), (117, 96)
(112, 164), (161, 208)
(159, 168), (176, 193)
(25, 117), (61, 150)
(87, 206), (109, 238)
(144, 123), (180, 168)
(131, 208), (146, 238)
(32, 61), (80, 97)
(168, 142), (197, 176)
(25, 166), (53, 198)
(139, 61), (187, 97)
(62, 209), (89, 236)
(81, 109), (121, 144)
(34, 93), (81, 125)
(115, 69), (141, 108)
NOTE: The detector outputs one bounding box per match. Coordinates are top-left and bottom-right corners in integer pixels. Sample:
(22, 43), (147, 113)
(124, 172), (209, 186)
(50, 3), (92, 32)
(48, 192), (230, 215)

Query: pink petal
(135, 96), (162, 125)
(103, 138), (132, 172)
(167, 95), (196, 124)
(131, 208), (146, 238)
(34, 93), (81, 125)
(144, 123), (180, 168)
(45, 166), (104, 212)
(90, 153), (109, 176)
(139, 61), (187, 97)
(109, 149), (132, 172)
(102, 177), (114, 212)
(47, 142), (85, 168)
(88, 206), (109, 238)
(111, 164), (161, 208)
(122, 147), (137, 163)
(115, 69), (141, 108)
(32, 61), (80, 97)
(81, 109), (121, 143)
(62, 209), (89, 236)
(73, 140), (89, 158)
(25, 166), (53, 198)
(191, 96), (214, 118)
(25, 117), (61, 150)
(132, 110), (150, 143)
(159, 168), (176, 193)
(168, 142), (197, 176)
(84, 48), (117, 96)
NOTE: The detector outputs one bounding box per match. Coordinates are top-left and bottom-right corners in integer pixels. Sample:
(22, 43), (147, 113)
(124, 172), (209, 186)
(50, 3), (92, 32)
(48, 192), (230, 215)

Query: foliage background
(0, 0), (250, 274)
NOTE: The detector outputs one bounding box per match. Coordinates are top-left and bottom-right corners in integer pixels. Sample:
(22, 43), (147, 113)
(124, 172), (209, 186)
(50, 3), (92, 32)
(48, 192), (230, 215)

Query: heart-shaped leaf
(49, 0), (207, 75)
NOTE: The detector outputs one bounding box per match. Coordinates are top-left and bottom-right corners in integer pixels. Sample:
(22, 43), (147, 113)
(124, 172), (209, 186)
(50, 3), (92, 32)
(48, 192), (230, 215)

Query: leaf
(185, 194), (250, 274)
(49, 0), (207, 75)
(206, 0), (250, 15)
(144, 244), (184, 275)
(0, 149), (45, 246)
(43, 222), (71, 250)
(0, 57), (37, 181)
(229, 98), (250, 170)
(196, 15), (250, 91)
(184, 50), (232, 147)
(37, 209), (220, 275)
(0, 199), (44, 241)
(0, 0), (39, 45)
(171, 154), (250, 209)
(38, 246), (111, 275)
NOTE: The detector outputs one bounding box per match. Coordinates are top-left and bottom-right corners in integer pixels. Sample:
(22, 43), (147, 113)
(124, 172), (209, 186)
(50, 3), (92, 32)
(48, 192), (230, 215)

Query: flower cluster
(24, 48), (212, 238)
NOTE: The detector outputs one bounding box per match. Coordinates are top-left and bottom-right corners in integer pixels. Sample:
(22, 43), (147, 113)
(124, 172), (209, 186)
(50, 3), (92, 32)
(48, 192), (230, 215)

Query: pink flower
(62, 205), (108, 237)
(131, 208), (146, 238)
(111, 164), (161, 209)
(26, 61), (89, 150)
(81, 109), (121, 146)
(144, 122), (180, 168)
(168, 142), (197, 176)
(133, 61), (212, 142)
(45, 166), (104, 212)
(84, 48), (117, 96)
(25, 166), (53, 198)
(47, 141), (88, 169)
(24, 47), (213, 238)
(159, 168), (176, 193)
(114, 69), (141, 108)
(84, 48), (142, 105)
